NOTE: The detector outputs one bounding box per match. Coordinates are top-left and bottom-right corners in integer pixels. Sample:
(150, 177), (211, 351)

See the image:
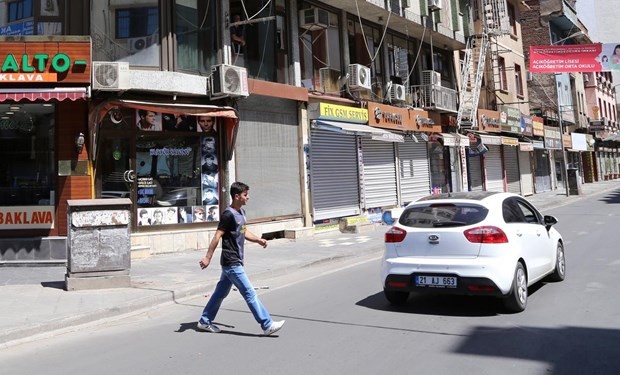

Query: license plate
(415, 275), (457, 288)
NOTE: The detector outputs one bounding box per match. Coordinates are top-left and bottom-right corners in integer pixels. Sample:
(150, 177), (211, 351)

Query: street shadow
(175, 321), (267, 338)
(454, 325), (620, 374)
(598, 189), (620, 204)
(357, 282), (547, 317)
(40, 281), (65, 290)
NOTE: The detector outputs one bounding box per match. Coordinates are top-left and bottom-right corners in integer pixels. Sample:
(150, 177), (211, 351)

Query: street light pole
(556, 99), (571, 196)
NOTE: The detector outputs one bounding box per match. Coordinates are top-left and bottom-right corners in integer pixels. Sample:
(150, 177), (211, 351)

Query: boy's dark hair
(230, 181), (249, 199)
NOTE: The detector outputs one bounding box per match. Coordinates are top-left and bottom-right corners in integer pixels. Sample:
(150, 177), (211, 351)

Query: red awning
(0, 88), (89, 102)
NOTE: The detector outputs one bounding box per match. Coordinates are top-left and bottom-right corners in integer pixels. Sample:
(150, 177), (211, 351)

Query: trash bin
(567, 168), (581, 196)
(65, 198), (132, 291)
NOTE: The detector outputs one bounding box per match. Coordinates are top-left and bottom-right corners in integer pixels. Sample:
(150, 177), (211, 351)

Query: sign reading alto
(0, 206), (55, 229)
(0, 36), (91, 83)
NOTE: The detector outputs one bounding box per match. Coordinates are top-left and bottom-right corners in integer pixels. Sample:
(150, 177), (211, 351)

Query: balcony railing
(409, 84), (458, 113)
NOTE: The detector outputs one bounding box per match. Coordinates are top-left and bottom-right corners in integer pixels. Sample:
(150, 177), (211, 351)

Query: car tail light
(463, 226), (508, 243)
(385, 227), (407, 243)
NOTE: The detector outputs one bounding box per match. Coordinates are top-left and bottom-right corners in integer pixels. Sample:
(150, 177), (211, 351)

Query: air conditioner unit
(210, 64), (249, 98)
(390, 83), (406, 103)
(92, 61), (130, 90)
(319, 67), (341, 94)
(299, 8), (329, 31)
(128, 36), (154, 53)
(428, 0), (442, 11)
(348, 64), (371, 91)
(422, 70), (441, 86)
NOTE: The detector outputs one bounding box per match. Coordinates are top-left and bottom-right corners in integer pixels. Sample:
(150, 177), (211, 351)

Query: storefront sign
(0, 37), (91, 83)
(368, 104), (439, 132)
(521, 115), (533, 136)
(309, 102), (368, 123)
(0, 206), (54, 229)
(478, 109), (501, 132)
(544, 126), (562, 149)
(571, 133), (588, 151)
(589, 120), (606, 132)
(499, 105), (522, 133)
(502, 137), (519, 146)
(532, 116), (545, 136)
(519, 142), (534, 152)
(562, 134), (572, 149)
(532, 140), (545, 149)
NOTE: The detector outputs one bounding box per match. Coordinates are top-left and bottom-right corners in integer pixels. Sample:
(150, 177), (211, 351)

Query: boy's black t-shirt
(218, 207), (246, 266)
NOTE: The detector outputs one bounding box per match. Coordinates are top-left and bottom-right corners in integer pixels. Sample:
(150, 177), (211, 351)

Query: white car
(381, 191), (565, 312)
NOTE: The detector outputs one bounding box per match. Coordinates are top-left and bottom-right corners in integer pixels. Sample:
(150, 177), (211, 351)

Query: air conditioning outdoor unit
(128, 36), (154, 53)
(428, 0), (442, 11)
(422, 70), (441, 86)
(92, 61), (130, 90)
(210, 64), (249, 98)
(390, 83), (406, 103)
(319, 67), (341, 94)
(348, 64), (371, 91)
(299, 8), (329, 31)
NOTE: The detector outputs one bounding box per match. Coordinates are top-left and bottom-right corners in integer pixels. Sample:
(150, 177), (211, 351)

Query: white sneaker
(197, 321), (221, 333)
(263, 320), (285, 336)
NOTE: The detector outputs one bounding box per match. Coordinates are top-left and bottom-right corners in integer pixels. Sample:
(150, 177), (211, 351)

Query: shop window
(348, 19), (384, 97)
(498, 56), (508, 91)
(229, 0), (289, 83)
(175, 0), (218, 74)
(515, 63), (524, 97)
(299, 6), (341, 91)
(91, 0), (160, 67)
(0, 103), (55, 206)
(1, 0), (66, 36)
(98, 107), (223, 227)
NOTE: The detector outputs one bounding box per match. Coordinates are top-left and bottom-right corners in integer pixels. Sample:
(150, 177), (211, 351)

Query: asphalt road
(1, 191), (620, 375)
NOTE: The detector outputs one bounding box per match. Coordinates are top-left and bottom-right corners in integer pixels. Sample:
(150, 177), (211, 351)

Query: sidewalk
(1, 180), (618, 348)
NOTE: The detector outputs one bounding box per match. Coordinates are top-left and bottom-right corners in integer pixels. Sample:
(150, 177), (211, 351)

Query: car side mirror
(544, 215), (558, 229)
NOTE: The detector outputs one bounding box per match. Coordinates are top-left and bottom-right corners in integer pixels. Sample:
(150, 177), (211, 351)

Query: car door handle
(516, 230), (523, 237)
(536, 231), (542, 236)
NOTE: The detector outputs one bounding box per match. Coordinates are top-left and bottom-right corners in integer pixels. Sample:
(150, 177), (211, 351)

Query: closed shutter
(468, 154), (483, 191)
(397, 140), (431, 204)
(361, 138), (398, 208)
(518, 151), (534, 196)
(235, 98), (302, 218)
(485, 145), (504, 192)
(310, 129), (360, 220)
(504, 146), (521, 194)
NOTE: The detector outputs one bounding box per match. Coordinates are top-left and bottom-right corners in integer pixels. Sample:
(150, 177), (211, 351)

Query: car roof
(413, 191), (521, 205)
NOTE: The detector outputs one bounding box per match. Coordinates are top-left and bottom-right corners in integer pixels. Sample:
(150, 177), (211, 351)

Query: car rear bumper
(381, 256), (515, 295)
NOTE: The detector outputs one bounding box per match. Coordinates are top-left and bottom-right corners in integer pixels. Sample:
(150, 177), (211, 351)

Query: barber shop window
(229, 0), (289, 83)
(91, 1), (161, 67)
(3, 0), (66, 35)
(0, 103), (55, 206)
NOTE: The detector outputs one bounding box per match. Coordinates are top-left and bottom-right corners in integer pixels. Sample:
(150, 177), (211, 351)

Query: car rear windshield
(399, 204), (489, 228)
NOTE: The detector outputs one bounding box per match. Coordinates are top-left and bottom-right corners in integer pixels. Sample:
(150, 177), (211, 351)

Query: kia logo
(428, 234), (439, 243)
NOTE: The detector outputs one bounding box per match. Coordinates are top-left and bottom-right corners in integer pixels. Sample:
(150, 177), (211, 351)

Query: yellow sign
(319, 103), (368, 123)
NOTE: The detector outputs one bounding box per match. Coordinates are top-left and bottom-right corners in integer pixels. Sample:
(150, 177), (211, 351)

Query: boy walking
(198, 182), (285, 336)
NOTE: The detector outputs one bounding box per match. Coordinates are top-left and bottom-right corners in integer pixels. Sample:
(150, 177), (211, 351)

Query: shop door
(99, 135), (134, 200)
(468, 154), (483, 191)
(397, 140), (431, 204)
(361, 138), (398, 209)
(310, 129), (360, 221)
(504, 146), (521, 194)
(518, 151), (534, 196)
(534, 150), (552, 192)
(485, 145), (504, 192)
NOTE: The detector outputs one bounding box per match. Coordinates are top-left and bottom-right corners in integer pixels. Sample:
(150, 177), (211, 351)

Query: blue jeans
(200, 265), (273, 331)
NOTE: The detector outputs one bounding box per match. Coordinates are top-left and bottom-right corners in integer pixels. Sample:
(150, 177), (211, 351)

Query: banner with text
(530, 43), (620, 73)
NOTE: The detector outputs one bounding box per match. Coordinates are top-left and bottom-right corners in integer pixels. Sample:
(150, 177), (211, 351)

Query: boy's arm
(199, 229), (225, 269)
(245, 230), (267, 248)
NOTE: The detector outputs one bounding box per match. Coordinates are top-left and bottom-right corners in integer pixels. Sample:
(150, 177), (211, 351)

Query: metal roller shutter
(518, 151), (534, 196)
(485, 145), (504, 192)
(504, 146), (521, 194)
(468, 155), (483, 191)
(397, 140), (430, 204)
(235, 98), (302, 218)
(361, 138), (398, 208)
(310, 129), (360, 220)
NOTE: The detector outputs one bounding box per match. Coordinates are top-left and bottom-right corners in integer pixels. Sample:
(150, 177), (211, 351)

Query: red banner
(530, 44), (603, 73)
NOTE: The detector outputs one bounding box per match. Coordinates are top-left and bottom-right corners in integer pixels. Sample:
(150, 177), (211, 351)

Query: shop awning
(312, 120), (403, 142)
(0, 87), (89, 102)
(439, 133), (470, 147)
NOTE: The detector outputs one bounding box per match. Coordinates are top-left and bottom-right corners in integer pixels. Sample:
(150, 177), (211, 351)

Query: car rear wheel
(547, 242), (566, 282)
(384, 290), (409, 305)
(504, 262), (527, 313)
